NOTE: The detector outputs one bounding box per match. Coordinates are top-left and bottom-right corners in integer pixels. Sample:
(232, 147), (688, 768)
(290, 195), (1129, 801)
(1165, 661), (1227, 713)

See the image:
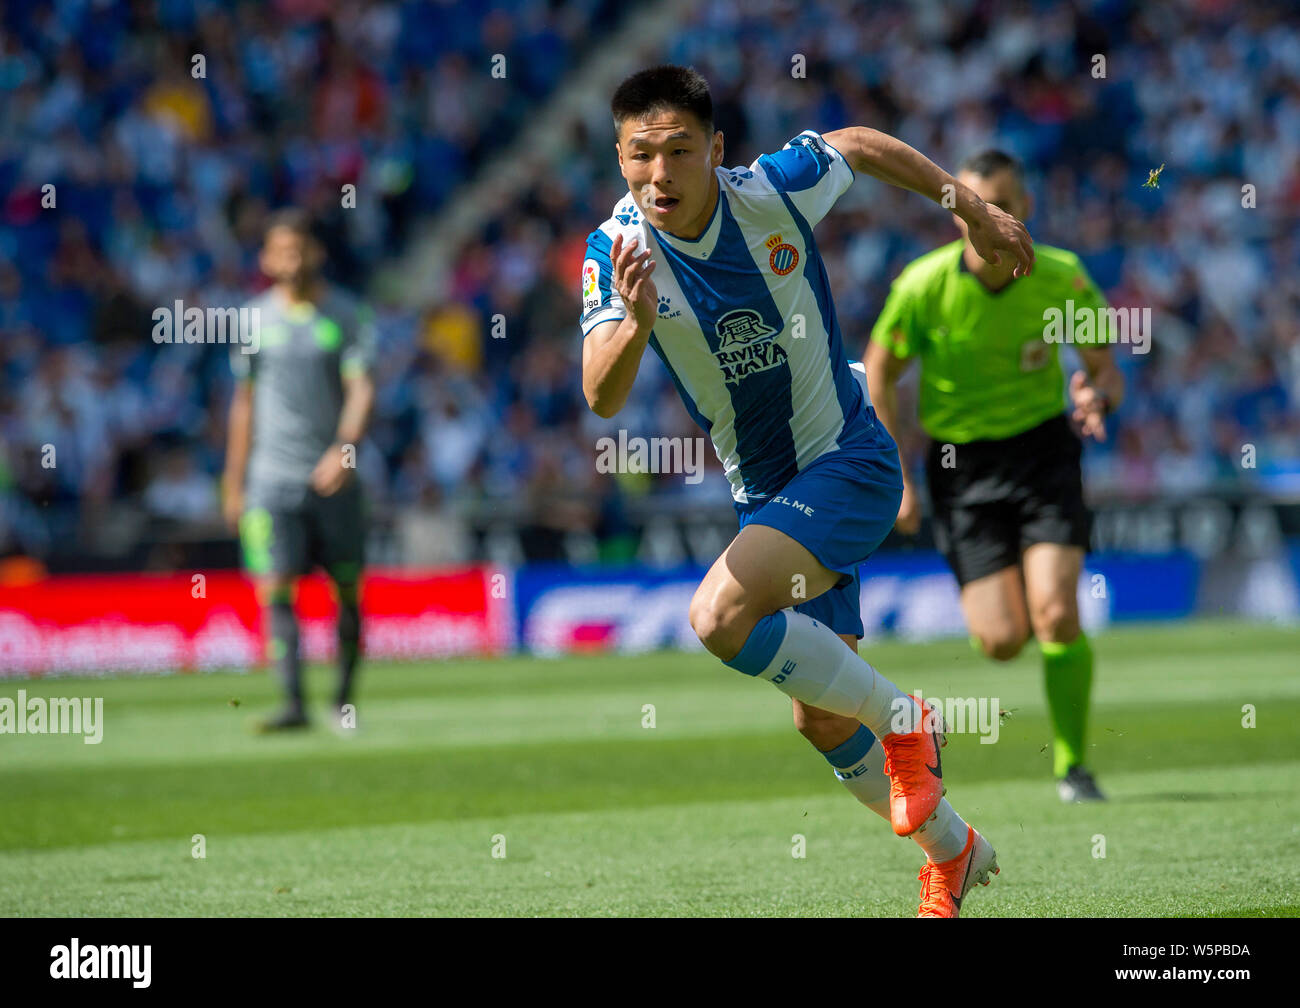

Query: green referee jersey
(870, 239), (1107, 443)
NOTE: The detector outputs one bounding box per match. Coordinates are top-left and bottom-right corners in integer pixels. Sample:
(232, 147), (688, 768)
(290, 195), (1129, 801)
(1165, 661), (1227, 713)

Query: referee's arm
(1071, 344), (1125, 442)
(865, 336), (922, 534)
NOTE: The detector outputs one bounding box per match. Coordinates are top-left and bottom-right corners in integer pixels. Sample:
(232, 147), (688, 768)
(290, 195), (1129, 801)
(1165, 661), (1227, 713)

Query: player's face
(953, 169), (1032, 242)
(259, 226), (321, 285)
(616, 110), (723, 238)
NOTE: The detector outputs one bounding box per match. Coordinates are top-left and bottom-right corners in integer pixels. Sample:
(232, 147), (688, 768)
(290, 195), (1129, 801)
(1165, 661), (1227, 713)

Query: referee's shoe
(1058, 764), (1105, 802)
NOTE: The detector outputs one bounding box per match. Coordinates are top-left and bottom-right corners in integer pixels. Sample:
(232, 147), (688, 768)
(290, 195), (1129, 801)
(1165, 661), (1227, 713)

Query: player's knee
(976, 627), (1029, 661)
(688, 594), (754, 661)
(1031, 602), (1079, 644)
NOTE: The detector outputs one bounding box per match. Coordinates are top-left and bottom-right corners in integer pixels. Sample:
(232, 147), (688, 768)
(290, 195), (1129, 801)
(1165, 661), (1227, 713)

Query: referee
(865, 150), (1125, 801)
(222, 209), (377, 732)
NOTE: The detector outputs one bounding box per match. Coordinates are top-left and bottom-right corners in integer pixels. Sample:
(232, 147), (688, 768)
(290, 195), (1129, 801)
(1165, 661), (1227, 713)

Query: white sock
(822, 724), (969, 863)
(914, 800), (970, 863)
(726, 609), (919, 738)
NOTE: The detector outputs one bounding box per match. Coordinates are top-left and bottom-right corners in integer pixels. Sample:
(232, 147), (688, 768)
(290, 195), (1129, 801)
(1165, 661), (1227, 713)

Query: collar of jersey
(956, 243), (1017, 296)
(273, 287), (318, 322)
(646, 173), (724, 259)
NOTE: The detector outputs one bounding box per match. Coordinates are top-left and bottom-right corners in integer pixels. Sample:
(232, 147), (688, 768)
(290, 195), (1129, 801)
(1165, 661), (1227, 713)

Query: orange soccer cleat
(879, 694), (947, 836)
(917, 825), (999, 918)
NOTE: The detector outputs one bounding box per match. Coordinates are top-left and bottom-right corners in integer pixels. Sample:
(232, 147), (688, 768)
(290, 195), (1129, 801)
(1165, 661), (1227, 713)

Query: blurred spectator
(144, 447), (216, 521)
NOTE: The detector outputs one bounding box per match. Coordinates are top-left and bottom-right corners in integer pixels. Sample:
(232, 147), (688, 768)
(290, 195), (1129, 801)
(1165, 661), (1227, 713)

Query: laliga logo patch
(766, 233), (799, 276)
(713, 307), (787, 385)
(582, 260), (600, 311)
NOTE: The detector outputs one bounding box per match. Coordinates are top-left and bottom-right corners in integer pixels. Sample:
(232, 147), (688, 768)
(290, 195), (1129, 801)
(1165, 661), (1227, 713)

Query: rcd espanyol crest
(766, 232), (799, 276)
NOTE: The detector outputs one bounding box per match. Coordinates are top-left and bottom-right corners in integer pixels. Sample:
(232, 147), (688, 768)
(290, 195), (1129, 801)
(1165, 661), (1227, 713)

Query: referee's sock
(1041, 632), (1094, 777)
(822, 725), (969, 862)
(269, 588), (304, 714)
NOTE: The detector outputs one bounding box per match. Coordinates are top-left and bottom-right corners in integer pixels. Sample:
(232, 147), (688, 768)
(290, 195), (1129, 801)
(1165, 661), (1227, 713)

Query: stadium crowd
(1, 0), (1298, 568)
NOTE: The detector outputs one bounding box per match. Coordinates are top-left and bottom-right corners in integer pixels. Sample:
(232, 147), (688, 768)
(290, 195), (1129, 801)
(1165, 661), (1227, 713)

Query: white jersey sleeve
(579, 197), (647, 336)
(746, 129), (855, 228)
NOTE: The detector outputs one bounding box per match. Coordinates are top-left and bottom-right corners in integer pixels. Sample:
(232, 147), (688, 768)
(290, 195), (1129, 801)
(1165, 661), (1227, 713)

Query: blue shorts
(735, 426), (903, 638)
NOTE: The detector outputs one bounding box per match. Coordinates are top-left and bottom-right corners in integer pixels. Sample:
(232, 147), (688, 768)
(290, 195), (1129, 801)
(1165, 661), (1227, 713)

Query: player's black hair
(611, 64), (713, 138)
(958, 149), (1024, 182)
(263, 207), (316, 242)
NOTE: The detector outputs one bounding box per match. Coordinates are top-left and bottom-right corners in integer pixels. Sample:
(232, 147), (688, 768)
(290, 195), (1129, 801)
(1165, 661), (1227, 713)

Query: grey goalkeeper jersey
(230, 284), (377, 492)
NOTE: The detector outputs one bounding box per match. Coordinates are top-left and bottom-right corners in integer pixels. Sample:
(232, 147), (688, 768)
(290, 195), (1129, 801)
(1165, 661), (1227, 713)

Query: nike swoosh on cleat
(926, 723), (943, 779)
(951, 847), (974, 910)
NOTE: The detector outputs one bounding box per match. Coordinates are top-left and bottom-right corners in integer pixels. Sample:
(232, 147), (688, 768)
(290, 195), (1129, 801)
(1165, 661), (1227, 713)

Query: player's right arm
(223, 377), (253, 530)
(582, 232), (658, 417)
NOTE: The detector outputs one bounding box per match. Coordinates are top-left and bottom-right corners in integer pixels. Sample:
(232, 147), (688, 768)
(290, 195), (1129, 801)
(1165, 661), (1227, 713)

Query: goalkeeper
(222, 209), (377, 732)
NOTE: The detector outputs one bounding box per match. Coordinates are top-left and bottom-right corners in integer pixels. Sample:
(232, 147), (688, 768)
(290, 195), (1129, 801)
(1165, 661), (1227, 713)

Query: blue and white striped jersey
(580, 130), (875, 505)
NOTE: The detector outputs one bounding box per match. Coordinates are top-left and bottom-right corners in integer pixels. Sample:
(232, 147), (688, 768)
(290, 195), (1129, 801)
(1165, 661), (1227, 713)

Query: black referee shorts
(925, 413), (1091, 588)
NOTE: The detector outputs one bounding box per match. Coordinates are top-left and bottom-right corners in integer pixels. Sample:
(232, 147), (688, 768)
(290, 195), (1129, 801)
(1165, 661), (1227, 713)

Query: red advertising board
(0, 567), (510, 677)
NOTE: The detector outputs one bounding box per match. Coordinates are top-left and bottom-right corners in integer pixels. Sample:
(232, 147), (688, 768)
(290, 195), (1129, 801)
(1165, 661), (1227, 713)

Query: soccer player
(222, 209), (377, 732)
(580, 66), (1034, 916)
(864, 150), (1125, 802)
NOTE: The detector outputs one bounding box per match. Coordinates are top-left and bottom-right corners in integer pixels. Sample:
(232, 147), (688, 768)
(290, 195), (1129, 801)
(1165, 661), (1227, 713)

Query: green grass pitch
(2, 620), (1297, 917)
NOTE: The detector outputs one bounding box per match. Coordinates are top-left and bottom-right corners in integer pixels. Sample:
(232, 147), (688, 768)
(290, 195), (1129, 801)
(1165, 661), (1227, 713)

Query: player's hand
(310, 446), (354, 496)
(1069, 369), (1109, 442)
(222, 480), (243, 532)
(895, 481), (922, 535)
(965, 202), (1034, 277)
(611, 232), (658, 331)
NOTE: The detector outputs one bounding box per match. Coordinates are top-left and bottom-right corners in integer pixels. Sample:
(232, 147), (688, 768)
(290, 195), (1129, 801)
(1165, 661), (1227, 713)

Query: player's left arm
(822, 127), (1034, 276)
(312, 307), (377, 496)
(334, 371), (376, 450)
